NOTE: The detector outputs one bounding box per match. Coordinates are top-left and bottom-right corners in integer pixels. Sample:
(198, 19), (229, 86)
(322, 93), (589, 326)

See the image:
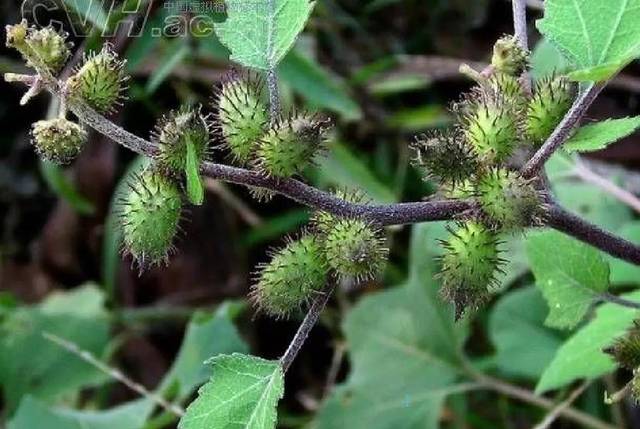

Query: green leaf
(146, 41), (190, 94)
(214, 0), (315, 70)
(386, 105), (451, 131)
(179, 353), (284, 429)
(537, 0), (640, 80)
(489, 287), (564, 379)
(567, 62), (626, 82)
(63, 0), (109, 31)
(40, 160), (95, 215)
(159, 310), (249, 399)
(185, 140), (204, 206)
(526, 230), (610, 329)
(537, 289), (640, 393)
(9, 396), (153, 429)
(0, 284), (110, 412)
(610, 221), (640, 285)
(564, 117), (640, 153)
(315, 223), (467, 429)
(279, 50), (362, 120)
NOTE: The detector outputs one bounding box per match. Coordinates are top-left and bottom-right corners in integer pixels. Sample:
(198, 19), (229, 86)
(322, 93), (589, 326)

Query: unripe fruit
(411, 130), (478, 185)
(120, 169), (183, 268)
(6, 21), (71, 73)
(31, 118), (87, 164)
(251, 235), (327, 318)
(526, 75), (575, 145)
(215, 73), (268, 165)
(153, 106), (211, 176)
(255, 112), (329, 178)
(604, 320), (640, 370)
(459, 89), (520, 165)
(312, 189), (368, 227)
(486, 73), (527, 111)
(438, 221), (504, 320)
(442, 179), (475, 199)
(321, 218), (388, 282)
(476, 167), (545, 231)
(491, 35), (529, 76)
(67, 44), (128, 113)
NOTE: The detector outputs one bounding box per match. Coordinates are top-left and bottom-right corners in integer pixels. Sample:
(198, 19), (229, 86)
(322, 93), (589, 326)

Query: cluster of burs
(5, 20), (390, 319)
(411, 36), (575, 319)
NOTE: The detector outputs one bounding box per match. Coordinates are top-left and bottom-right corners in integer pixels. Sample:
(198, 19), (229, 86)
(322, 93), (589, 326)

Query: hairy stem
(267, 68), (280, 123)
(600, 292), (640, 310)
(522, 83), (604, 178)
(280, 283), (336, 373)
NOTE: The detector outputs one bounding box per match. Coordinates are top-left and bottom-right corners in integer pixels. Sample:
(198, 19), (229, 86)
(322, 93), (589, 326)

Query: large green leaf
(537, 0), (640, 81)
(537, 289), (640, 393)
(564, 117), (640, 153)
(9, 396), (152, 429)
(526, 230), (610, 329)
(214, 0), (315, 70)
(0, 285), (110, 412)
(489, 287), (564, 379)
(178, 354), (284, 429)
(315, 223), (467, 429)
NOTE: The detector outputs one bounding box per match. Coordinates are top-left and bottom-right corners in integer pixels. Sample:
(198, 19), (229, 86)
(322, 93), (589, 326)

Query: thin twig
(280, 283), (336, 373)
(512, 0), (529, 52)
(533, 382), (590, 429)
(267, 68), (279, 123)
(43, 332), (185, 417)
(522, 83), (604, 178)
(573, 158), (640, 214)
(600, 292), (640, 310)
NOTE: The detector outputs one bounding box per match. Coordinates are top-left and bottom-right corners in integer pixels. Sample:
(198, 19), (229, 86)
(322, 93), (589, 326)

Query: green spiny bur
(526, 75), (575, 145)
(320, 217), (388, 282)
(256, 112), (329, 178)
(438, 221), (504, 320)
(31, 118), (87, 164)
(476, 167), (545, 231)
(411, 130), (478, 185)
(215, 73), (268, 165)
(251, 235), (327, 318)
(604, 319), (640, 370)
(67, 44), (129, 113)
(120, 168), (183, 268)
(6, 21), (71, 73)
(491, 35), (529, 76)
(486, 73), (527, 112)
(153, 105), (211, 179)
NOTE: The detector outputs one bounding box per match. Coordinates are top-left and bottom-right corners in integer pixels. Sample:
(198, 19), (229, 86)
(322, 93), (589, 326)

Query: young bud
(411, 130), (478, 185)
(251, 235), (327, 318)
(153, 105), (212, 176)
(6, 21), (71, 74)
(459, 89), (520, 165)
(120, 169), (183, 268)
(491, 35), (529, 76)
(67, 44), (128, 113)
(604, 320), (640, 371)
(5, 21), (29, 52)
(31, 118), (87, 164)
(526, 75), (575, 145)
(476, 167), (545, 231)
(214, 73), (268, 165)
(255, 112), (329, 178)
(321, 218), (388, 282)
(438, 221), (504, 320)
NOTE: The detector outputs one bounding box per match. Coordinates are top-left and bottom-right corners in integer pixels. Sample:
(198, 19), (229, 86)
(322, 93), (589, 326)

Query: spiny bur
(526, 75), (575, 145)
(120, 169), (183, 269)
(438, 221), (504, 320)
(476, 167), (545, 231)
(215, 73), (268, 165)
(6, 20), (70, 74)
(67, 44), (129, 113)
(31, 118), (87, 164)
(319, 217), (388, 282)
(442, 179), (476, 199)
(153, 105), (212, 176)
(491, 35), (529, 77)
(459, 89), (520, 165)
(251, 235), (327, 318)
(256, 112), (329, 178)
(411, 130), (478, 185)
(486, 73), (527, 112)
(604, 320), (640, 370)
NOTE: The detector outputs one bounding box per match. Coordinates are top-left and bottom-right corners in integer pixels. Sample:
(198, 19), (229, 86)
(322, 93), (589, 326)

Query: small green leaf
(526, 230), (610, 329)
(564, 117), (640, 153)
(179, 353), (284, 429)
(185, 140), (204, 206)
(40, 160), (95, 215)
(536, 289), (640, 393)
(215, 0), (315, 70)
(537, 0), (640, 80)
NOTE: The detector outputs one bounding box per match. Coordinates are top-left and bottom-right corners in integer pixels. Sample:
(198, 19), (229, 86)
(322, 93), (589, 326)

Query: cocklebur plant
(7, 0), (640, 425)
